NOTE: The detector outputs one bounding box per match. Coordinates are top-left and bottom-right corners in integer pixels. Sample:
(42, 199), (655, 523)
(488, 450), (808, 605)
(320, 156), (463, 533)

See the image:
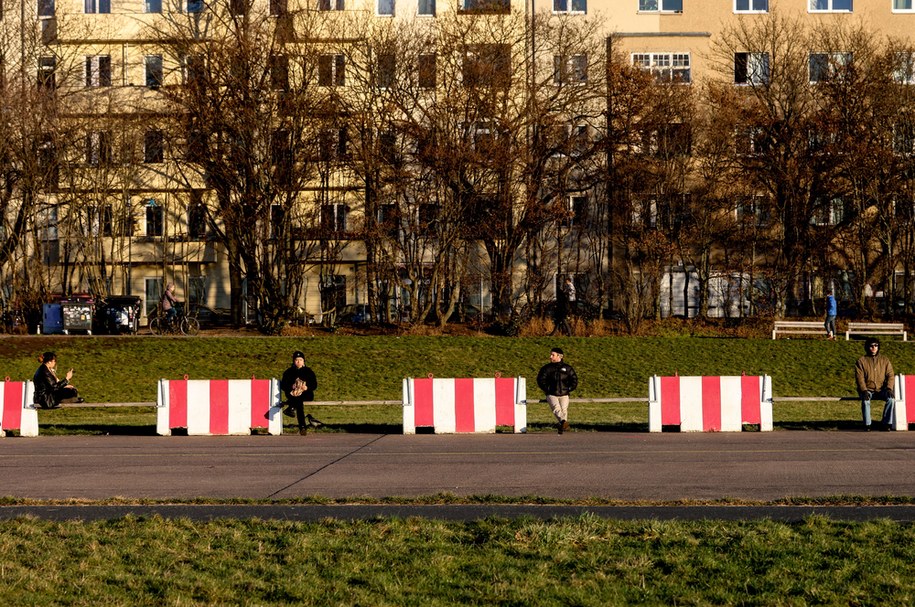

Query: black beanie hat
(292, 350), (305, 361)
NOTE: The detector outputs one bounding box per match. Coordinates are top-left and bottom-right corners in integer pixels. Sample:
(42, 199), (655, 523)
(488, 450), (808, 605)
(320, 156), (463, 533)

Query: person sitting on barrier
(855, 337), (895, 431)
(32, 351), (85, 409)
(537, 347), (578, 434)
(280, 350), (323, 436)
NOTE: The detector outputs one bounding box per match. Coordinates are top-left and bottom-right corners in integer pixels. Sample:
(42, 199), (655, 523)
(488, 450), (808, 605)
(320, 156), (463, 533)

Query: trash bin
(97, 296), (141, 334)
(42, 303), (64, 335)
(61, 298), (95, 335)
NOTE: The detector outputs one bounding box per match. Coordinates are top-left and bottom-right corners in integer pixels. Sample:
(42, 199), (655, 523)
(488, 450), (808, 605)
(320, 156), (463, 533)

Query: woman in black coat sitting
(33, 351), (84, 409)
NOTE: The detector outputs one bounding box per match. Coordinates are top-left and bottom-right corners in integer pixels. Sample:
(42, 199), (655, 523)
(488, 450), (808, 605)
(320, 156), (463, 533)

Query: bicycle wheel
(149, 317), (163, 335)
(181, 317), (200, 336)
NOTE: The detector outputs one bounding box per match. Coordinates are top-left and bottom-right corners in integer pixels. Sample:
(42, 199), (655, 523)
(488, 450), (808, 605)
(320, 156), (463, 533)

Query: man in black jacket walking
(536, 347), (578, 434)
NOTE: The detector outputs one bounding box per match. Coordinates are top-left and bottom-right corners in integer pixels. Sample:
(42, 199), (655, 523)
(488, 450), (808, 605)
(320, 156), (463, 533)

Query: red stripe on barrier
(2, 382), (23, 431)
(454, 378), (475, 432)
(414, 378), (434, 427)
(907, 376), (915, 424)
(741, 375), (762, 424)
(169, 380), (188, 429)
(660, 376), (681, 426)
(209, 380), (229, 435)
(250, 379), (271, 429)
(702, 376), (722, 431)
(494, 377), (516, 427)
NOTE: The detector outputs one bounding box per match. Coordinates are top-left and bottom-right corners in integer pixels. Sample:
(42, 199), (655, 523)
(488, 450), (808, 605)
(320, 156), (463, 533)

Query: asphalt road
(2, 430), (914, 503)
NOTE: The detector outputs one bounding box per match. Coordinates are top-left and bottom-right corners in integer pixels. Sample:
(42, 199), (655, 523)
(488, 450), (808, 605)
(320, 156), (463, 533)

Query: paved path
(2, 431), (914, 502)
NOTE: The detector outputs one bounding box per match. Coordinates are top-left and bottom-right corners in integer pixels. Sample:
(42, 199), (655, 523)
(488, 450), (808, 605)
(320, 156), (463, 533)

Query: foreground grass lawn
(2, 515), (913, 606)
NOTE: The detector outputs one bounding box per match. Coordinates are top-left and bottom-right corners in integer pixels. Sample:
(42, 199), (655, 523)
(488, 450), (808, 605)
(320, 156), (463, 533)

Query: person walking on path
(32, 351), (84, 409)
(280, 350), (323, 435)
(536, 347), (578, 434)
(855, 337), (895, 431)
(824, 290), (837, 340)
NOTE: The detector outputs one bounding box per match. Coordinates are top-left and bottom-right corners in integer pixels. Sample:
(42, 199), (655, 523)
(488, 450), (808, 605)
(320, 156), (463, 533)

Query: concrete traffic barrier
(1, 379), (39, 437)
(156, 378), (283, 436)
(648, 375), (773, 432)
(890, 375), (915, 431)
(402, 376), (527, 434)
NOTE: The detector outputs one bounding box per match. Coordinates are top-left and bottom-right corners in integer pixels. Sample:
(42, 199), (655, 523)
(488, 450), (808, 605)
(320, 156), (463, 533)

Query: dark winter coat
(537, 361), (578, 397)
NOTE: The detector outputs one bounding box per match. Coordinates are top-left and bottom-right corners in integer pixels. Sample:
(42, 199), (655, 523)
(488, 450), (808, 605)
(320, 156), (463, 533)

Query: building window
(187, 0), (204, 12)
(270, 0), (287, 14)
(270, 204), (286, 238)
(736, 195), (770, 227)
(145, 278), (162, 317)
(811, 198), (845, 226)
(418, 203), (439, 234)
(146, 0), (162, 12)
(270, 55), (289, 90)
(553, 54), (588, 85)
(188, 199), (207, 240)
(893, 52), (915, 84)
(894, 0), (914, 11)
(230, 0), (246, 15)
(638, 0), (682, 12)
(321, 203), (348, 233)
(377, 53), (395, 88)
(378, 0), (393, 14)
(86, 132), (112, 166)
(38, 0), (54, 17)
(319, 128), (348, 161)
(318, 0), (345, 9)
(144, 130), (164, 163)
(84, 205), (114, 237)
(145, 55), (163, 88)
(38, 56), (56, 90)
(735, 0), (767, 10)
(553, 0), (586, 12)
(561, 196), (588, 227)
(463, 44), (511, 88)
(418, 54), (436, 88)
(734, 52), (769, 85)
(632, 52), (691, 84)
(418, 0), (434, 15)
(146, 201), (164, 237)
(894, 123), (915, 155)
(735, 126), (769, 156)
(320, 275), (346, 312)
(85, 55), (111, 87)
(84, 0), (110, 13)
(462, 0), (509, 12)
(643, 124), (691, 157)
(809, 0), (852, 11)
(809, 52), (852, 83)
(318, 54), (345, 86)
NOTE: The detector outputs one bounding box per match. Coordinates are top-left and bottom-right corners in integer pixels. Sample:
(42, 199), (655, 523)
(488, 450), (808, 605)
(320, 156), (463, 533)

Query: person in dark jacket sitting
(280, 350), (323, 436)
(536, 347), (578, 434)
(32, 351), (84, 409)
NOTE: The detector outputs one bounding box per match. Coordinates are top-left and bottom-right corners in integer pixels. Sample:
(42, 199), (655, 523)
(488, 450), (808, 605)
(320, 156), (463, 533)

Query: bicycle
(149, 304), (200, 336)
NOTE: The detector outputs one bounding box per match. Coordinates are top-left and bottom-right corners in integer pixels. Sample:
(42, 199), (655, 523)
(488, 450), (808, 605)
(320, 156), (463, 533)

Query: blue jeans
(861, 388), (895, 427)
(825, 315), (836, 337)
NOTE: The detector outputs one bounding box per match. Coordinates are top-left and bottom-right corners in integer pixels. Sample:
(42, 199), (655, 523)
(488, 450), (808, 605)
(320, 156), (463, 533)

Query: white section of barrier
(402, 376), (527, 434)
(1, 380), (38, 437)
(156, 378), (283, 436)
(648, 375), (772, 433)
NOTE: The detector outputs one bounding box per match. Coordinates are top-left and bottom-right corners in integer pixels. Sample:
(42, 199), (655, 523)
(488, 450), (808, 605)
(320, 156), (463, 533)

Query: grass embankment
(0, 335), (900, 434)
(2, 515), (914, 605)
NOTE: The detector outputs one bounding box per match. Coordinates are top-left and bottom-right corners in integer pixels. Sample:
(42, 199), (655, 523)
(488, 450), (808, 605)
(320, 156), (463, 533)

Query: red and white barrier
(157, 378), (283, 436)
(648, 375), (772, 432)
(889, 375), (915, 431)
(402, 376), (527, 434)
(1, 379), (39, 437)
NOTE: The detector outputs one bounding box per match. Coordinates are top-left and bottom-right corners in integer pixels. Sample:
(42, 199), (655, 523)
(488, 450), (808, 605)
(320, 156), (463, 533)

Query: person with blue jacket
(825, 290), (837, 340)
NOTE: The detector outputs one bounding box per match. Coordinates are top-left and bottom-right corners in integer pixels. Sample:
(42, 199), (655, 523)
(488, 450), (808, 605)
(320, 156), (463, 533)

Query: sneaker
(283, 406), (296, 418)
(299, 427), (308, 436)
(561, 420), (570, 432)
(305, 414), (324, 429)
(75, 397), (85, 404)
(558, 421), (564, 435)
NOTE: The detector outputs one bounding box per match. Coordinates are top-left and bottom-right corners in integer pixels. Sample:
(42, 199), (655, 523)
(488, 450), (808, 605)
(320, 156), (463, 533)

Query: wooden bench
(846, 322), (907, 341)
(771, 320), (826, 339)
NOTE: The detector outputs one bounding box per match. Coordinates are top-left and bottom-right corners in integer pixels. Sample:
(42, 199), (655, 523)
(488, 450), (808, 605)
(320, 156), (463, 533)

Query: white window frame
(145, 55), (163, 88)
(562, 195), (588, 227)
(322, 203), (348, 232)
(811, 198), (844, 226)
(736, 195), (770, 227)
(85, 55), (111, 87)
(893, 52), (915, 84)
(553, 0), (586, 14)
(893, 123), (915, 155)
(809, 52), (852, 84)
(734, 0), (767, 12)
(318, 0), (345, 10)
(318, 54), (346, 87)
(809, 0), (852, 12)
(145, 200), (164, 237)
(638, 0), (682, 13)
(734, 52), (769, 85)
(84, 0), (110, 13)
(377, 0), (393, 15)
(417, 0), (435, 15)
(553, 54), (588, 85)
(631, 52), (691, 84)
(893, 0), (914, 12)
